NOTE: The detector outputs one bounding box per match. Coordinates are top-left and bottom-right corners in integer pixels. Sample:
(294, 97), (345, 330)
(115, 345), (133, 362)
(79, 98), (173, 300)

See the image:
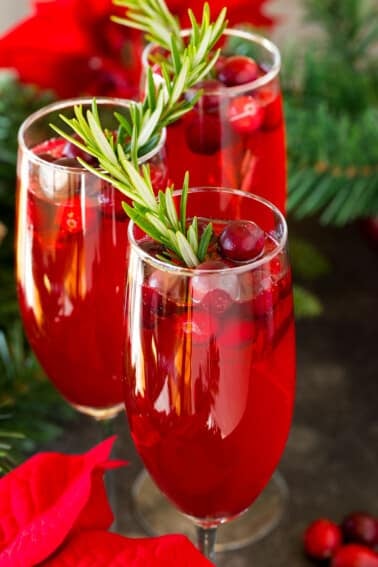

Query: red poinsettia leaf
(0, 0), (141, 97)
(40, 530), (215, 566)
(0, 436), (126, 567)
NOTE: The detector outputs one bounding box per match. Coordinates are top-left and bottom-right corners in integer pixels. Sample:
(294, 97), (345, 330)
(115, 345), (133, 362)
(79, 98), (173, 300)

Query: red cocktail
(16, 98), (167, 419)
(124, 187), (295, 558)
(142, 29), (286, 213)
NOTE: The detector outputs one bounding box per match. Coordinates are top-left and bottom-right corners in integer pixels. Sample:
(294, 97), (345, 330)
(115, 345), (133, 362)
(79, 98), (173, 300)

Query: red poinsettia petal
(0, 0), (141, 97)
(0, 436), (126, 567)
(40, 530), (215, 566)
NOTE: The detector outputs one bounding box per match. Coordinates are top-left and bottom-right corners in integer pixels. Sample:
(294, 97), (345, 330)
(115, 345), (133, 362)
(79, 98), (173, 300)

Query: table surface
(48, 220), (378, 566)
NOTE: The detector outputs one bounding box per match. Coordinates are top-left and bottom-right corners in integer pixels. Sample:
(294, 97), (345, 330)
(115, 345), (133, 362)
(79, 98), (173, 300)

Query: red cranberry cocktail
(16, 98), (167, 420)
(142, 29), (286, 213)
(124, 188), (295, 557)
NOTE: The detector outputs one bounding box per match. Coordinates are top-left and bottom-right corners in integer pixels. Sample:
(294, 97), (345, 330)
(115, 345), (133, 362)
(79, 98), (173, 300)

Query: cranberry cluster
(304, 513), (378, 566)
(185, 54), (281, 155)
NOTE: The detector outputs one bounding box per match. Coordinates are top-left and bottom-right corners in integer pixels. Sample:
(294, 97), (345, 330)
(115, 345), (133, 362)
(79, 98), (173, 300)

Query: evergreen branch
(286, 98), (378, 225)
(51, 5), (227, 266)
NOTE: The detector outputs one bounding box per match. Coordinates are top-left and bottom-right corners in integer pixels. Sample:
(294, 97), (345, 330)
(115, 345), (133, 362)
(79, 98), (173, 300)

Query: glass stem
(196, 526), (217, 564)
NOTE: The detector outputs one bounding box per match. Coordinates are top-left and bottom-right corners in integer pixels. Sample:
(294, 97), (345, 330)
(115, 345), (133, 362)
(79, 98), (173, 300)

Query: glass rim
(142, 27), (281, 96)
(128, 186), (288, 277)
(17, 96), (167, 173)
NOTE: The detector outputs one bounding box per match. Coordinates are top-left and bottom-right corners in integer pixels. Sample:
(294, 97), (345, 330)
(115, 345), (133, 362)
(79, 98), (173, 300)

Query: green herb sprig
(51, 2), (227, 266)
(113, 0), (184, 52)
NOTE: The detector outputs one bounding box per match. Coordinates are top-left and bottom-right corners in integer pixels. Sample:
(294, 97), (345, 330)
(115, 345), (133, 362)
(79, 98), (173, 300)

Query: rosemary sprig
(50, 3), (227, 266)
(112, 0), (183, 52)
(113, 0), (227, 74)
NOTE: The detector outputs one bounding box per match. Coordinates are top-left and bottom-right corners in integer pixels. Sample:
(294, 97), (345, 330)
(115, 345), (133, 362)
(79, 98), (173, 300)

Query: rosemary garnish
(51, 2), (227, 266)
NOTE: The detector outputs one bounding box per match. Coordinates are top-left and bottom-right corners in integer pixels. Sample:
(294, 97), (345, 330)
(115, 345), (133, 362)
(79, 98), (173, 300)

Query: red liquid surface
(166, 80), (287, 214)
(124, 234), (295, 520)
(16, 138), (167, 411)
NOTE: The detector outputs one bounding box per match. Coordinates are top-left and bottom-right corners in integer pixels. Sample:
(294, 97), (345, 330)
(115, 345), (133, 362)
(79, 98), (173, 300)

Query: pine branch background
(283, 0), (378, 225)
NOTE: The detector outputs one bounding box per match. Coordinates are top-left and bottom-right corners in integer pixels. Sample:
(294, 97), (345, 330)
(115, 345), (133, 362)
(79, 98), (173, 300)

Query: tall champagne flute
(123, 187), (295, 562)
(138, 28), (290, 549)
(142, 28), (286, 213)
(15, 97), (167, 421)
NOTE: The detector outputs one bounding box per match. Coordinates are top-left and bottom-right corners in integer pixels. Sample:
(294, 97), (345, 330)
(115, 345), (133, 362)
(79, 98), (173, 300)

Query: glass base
(132, 470), (289, 552)
(72, 401), (124, 421)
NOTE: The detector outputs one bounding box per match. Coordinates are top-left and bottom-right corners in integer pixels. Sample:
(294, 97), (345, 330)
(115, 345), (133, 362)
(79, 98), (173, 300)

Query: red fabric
(0, 0), (273, 98)
(0, 436), (214, 567)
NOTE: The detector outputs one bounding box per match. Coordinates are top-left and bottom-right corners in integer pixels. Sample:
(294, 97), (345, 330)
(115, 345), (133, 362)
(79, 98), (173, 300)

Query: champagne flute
(15, 98), (167, 518)
(123, 186), (296, 561)
(138, 27), (290, 549)
(142, 28), (286, 213)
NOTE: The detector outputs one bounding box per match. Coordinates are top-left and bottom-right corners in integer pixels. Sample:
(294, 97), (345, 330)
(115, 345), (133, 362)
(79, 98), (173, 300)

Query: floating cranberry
(33, 137), (66, 159)
(192, 260), (239, 305)
(36, 152), (56, 163)
(54, 157), (83, 168)
(331, 544), (378, 567)
(200, 289), (232, 315)
(186, 79), (224, 113)
(185, 112), (222, 155)
(217, 55), (259, 86)
(148, 270), (184, 304)
(149, 162), (168, 191)
(252, 287), (277, 317)
(228, 95), (264, 134)
(255, 87), (283, 131)
(63, 138), (98, 165)
(341, 513), (378, 547)
(304, 518), (342, 560)
(219, 220), (265, 262)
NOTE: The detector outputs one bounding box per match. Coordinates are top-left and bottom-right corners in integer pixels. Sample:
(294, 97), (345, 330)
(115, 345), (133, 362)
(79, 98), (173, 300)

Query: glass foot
(132, 470), (289, 551)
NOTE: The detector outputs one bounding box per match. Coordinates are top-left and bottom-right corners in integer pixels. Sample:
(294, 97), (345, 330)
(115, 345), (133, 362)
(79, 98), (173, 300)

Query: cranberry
(191, 260), (240, 307)
(255, 87), (283, 131)
(304, 518), (342, 560)
(217, 55), (259, 87)
(149, 162), (168, 191)
(186, 79), (224, 113)
(36, 152), (56, 163)
(360, 216), (378, 251)
(228, 95), (264, 134)
(253, 287), (277, 317)
(185, 112), (222, 155)
(341, 513), (378, 547)
(63, 138), (98, 166)
(331, 544), (378, 567)
(148, 270), (184, 304)
(54, 157), (83, 168)
(219, 220), (265, 262)
(33, 137), (66, 159)
(200, 289), (232, 315)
